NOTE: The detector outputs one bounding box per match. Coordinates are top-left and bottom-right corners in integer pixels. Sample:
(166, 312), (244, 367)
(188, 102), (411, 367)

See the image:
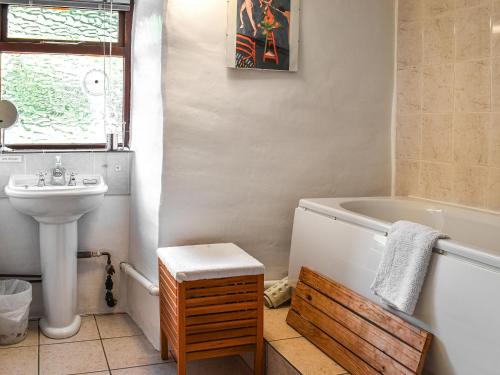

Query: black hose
(77, 251), (117, 307)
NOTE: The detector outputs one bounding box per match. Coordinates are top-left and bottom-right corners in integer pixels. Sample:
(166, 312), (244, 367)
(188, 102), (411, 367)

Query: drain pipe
(120, 262), (159, 296)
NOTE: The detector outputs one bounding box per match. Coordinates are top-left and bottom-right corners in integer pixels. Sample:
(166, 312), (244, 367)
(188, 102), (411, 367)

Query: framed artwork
(226, 0), (300, 71)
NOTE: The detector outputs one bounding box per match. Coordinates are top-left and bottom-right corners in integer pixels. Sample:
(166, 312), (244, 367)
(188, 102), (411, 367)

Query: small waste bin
(0, 279), (32, 345)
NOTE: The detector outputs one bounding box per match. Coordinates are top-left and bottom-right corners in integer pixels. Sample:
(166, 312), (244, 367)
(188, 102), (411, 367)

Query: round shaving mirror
(0, 100), (18, 129)
(0, 100), (18, 152)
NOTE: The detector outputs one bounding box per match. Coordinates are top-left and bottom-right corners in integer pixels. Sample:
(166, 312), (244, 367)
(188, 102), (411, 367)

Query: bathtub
(288, 197), (500, 375)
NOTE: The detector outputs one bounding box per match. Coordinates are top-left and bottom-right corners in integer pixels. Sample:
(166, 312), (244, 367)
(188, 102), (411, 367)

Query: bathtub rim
(298, 196), (500, 271)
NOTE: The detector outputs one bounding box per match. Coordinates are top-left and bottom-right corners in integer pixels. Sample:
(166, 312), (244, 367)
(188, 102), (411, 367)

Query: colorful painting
(227, 0), (300, 71)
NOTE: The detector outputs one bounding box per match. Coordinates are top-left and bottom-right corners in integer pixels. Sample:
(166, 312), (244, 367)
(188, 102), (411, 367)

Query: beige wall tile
(270, 337), (346, 375)
(453, 113), (489, 165)
(396, 115), (422, 160)
(491, 15), (500, 56)
(487, 167), (500, 210)
(398, 22), (422, 68)
(494, 0), (500, 12)
(455, 60), (491, 112)
(423, 64), (453, 113)
(423, 0), (454, 17)
(398, 67), (422, 114)
(423, 16), (454, 65)
(396, 160), (421, 196)
(399, 0), (422, 22)
(456, 0), (490, 8)
(491, 58), (500, 111)
(420, 162), (453, 200)
(453, 165), (488, 207)
(489, 114), (500, 167)
(455, 7), (491, 61)
(422, 114), (453, 162)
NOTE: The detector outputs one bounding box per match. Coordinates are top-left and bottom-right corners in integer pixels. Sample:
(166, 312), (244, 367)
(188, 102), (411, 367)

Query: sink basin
(5, 174), (108, 339)
(5, 174), (108, 223)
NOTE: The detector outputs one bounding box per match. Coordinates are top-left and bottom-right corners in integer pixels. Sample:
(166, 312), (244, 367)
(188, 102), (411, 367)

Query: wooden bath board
(286, 267), (433, 375)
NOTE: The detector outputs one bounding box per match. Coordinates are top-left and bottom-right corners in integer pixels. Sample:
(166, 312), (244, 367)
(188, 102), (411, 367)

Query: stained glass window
(7, 6), (119, 42)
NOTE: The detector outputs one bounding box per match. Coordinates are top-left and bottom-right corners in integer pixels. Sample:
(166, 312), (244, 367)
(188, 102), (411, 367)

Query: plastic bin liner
(0, 279), (32, 345)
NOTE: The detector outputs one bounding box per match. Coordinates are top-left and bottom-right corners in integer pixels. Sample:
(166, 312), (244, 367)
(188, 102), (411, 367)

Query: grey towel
(371, 220), (447, 315)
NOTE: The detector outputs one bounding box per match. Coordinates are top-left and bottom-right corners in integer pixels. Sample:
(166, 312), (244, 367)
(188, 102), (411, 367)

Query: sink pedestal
(38, 220), (81, 339)
(5, 173), (107, 340)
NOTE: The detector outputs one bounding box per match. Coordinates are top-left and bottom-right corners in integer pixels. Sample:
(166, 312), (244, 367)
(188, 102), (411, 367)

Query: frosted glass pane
(7, 6), (119, 42)
(1, 53), (124, 145)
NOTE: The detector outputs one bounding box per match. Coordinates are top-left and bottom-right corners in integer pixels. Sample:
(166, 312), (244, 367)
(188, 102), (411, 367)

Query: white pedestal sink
(5, 174), (108, 339)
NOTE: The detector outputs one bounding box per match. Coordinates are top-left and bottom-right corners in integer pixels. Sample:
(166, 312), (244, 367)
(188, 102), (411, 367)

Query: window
(0, 4), (132, 149)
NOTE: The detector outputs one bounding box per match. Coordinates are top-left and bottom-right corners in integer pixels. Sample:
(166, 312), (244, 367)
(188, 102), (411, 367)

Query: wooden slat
(186, 282), (258, 298)
(160, 309), (178, 333)
(160, 275), (178, 299)
(186, 336), (256, 353)
(186, 318), (257, 335)
(186, 309), (258, 326)
(186, 275), (258, 289)
(186, 344), (255, 361)
(177, 280), (187, 374)
(187, 327), (257, 344)
(186, 301), (258, 317)
(287, 310), (380, 375)
(162, 320), (178, 347)
(186, 292), (258, 307)
(255, 274), (265, 375)
(160, 269), (178, 293)
(159, 258), (263, 373)
(294, 282), (420, 372)
(300, 267), (429, 351)
(160, 295), (178, 317)
(292, 295), (413, 375)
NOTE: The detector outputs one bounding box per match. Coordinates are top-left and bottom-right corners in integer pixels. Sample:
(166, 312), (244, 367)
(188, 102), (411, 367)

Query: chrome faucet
(36, 172), (46, 187)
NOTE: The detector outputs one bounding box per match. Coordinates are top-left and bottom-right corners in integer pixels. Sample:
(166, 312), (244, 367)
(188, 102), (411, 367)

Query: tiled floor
(1, 307), (347, 375)
(262, 306), (349, 375)
(0, 313), (251, 375)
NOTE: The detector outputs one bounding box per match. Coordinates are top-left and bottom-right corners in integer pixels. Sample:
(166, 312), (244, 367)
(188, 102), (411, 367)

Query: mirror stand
(0, 128), (11, 153)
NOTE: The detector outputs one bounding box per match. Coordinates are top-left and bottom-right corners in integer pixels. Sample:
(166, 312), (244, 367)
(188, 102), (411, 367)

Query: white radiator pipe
(120, 262), (159, 296)
(121, 261), (280, 295)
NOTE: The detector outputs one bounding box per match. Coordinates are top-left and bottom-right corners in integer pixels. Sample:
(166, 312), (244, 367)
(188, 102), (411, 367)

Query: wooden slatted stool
(287, 267), (433, 375)
(157, 243), (265, 375)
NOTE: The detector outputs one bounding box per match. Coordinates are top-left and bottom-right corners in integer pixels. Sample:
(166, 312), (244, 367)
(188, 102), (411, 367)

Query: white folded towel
(371, 220), (447, 315)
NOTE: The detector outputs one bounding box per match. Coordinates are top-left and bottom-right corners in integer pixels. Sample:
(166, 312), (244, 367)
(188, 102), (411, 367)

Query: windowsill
(1, 149), (133, 153)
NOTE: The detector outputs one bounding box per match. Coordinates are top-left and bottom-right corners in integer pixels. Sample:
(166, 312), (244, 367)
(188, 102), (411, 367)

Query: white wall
(127, 0), (164, 350)
(159, 0), (395, 279)
(0, 152), (131, 316)
(126, 0), (394, 350)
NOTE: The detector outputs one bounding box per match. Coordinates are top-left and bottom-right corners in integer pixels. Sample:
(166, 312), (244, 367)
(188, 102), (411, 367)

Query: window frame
(0, 3), (133, 150)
